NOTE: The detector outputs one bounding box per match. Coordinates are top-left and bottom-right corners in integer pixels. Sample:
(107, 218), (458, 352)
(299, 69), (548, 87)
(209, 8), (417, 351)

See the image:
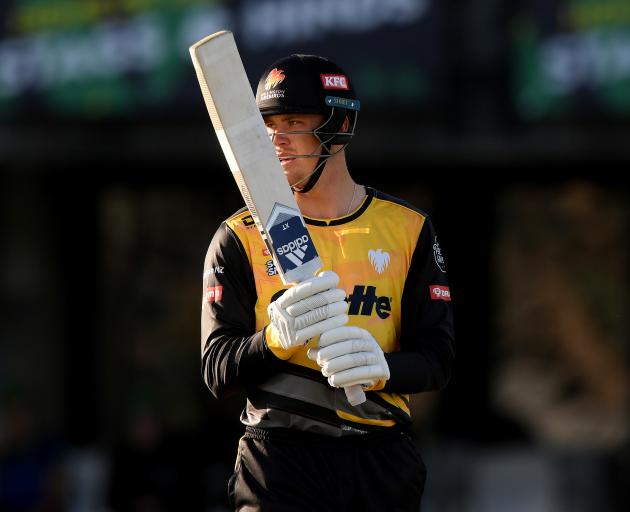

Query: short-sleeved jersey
(201, 187), (454, 437)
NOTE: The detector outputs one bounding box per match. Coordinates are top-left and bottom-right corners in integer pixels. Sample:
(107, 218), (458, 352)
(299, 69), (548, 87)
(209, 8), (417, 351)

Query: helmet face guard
(255, 54), (360, 193)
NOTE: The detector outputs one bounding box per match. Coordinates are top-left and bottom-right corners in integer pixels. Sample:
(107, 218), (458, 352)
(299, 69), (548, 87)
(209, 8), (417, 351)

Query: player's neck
(294, 159), (364, 220)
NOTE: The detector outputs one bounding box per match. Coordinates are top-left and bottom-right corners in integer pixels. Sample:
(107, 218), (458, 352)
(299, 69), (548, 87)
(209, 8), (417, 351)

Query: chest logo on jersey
(347, 285), (391, 319)
(368, 249), (390, 274)
(265, 259), (278, 277)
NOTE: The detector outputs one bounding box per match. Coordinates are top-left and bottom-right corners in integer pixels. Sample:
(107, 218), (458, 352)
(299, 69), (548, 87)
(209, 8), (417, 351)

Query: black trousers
(228, 427), (427, 512)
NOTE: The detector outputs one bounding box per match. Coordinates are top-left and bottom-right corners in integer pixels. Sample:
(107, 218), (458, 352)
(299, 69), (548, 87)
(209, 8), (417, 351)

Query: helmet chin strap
(291, 152), (330, 193)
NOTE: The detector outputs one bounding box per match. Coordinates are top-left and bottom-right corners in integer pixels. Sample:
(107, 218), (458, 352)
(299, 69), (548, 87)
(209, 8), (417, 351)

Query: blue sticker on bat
(267, 203), (318, 274)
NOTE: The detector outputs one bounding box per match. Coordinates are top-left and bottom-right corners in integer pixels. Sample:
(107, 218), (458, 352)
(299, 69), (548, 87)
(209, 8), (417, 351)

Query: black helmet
(256, 54), (359, 147)
(255, 54), (360, 192)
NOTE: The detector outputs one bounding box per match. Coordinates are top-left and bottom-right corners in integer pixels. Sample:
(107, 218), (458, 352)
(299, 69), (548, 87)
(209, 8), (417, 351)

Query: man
(201, 54), (454, 511)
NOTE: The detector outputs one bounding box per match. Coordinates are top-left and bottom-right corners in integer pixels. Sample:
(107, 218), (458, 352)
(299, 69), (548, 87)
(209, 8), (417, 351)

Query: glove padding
(307, 326), (390, 389)
(267, 271), (348, 350)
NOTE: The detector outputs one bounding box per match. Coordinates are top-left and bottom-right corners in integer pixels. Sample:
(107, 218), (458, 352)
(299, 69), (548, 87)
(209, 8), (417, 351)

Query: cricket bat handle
(345, 384), (366, 406)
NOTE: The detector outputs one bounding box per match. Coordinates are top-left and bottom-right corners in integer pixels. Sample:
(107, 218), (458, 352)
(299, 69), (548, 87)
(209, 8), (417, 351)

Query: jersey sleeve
(384, 215), (455, 393)
(201, 221), (282, 399)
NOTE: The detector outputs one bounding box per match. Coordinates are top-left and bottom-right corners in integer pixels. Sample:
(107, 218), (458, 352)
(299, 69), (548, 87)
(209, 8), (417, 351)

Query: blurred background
(1, 0), (629, 510)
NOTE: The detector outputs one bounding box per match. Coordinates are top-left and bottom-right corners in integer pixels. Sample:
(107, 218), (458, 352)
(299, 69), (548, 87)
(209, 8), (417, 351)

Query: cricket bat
(190, 30), (366, 406)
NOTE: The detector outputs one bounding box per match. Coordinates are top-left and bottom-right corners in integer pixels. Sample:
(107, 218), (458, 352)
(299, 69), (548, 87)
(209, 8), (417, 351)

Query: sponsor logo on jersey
(205, 285), (223, 302)
(347, 285), (391, 319)
(321, 74), (349, 90)
(243, 215), (255, 227)
(429, 285), (450, 301)
(262, 248), (270, 256)
(265, 68), (285, 90)
(368, 249), (390, 274)
(433, 237), (446, 273)
(203, 266), (224, 279)
(265, 259), (278, 276)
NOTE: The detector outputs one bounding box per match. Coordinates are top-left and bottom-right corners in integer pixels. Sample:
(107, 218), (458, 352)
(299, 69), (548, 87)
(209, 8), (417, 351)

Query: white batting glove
(307, 326), (390, 389)
(267, 271), (349, 350)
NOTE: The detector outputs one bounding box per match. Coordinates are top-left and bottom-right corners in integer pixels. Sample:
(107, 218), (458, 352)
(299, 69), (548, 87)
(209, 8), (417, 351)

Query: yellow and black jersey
(201, 187), (454, 437)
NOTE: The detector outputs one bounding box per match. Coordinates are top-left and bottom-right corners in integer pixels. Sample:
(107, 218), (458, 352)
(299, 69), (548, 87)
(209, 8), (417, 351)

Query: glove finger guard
(275, 271), (340, 309)
(267, 271), (348, 350)
(307, 326), (390, 389)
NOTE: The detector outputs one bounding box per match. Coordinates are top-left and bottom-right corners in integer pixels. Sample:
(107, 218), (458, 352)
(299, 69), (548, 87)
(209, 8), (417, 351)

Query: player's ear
(341, 116), (350, 133)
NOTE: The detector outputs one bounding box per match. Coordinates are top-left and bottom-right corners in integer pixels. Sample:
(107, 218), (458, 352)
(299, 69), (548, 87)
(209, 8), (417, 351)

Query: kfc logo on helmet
(205, 285), (223, 302)
(429, 285), (451, 301)
(321, 74), (349, 90)
(265, 68), (285, 90)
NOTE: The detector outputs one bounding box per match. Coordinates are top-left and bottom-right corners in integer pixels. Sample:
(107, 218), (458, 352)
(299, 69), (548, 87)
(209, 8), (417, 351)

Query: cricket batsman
(201, 53), (455, 511)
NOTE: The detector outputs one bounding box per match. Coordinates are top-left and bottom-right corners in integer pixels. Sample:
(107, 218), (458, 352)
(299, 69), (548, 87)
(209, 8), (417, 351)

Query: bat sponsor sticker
(429, 285), (451, 301)
(205, 285), (223, 302)
(266, 203), (317, 275)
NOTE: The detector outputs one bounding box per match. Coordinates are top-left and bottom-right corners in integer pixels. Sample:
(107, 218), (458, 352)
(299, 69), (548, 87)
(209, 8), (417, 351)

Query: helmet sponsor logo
(321, 74), (349, 90)
(205, 285), (223, 302)
(429, 285), (451, 301)
(368, 249), (390, 274)
(265, 68), (285, 90)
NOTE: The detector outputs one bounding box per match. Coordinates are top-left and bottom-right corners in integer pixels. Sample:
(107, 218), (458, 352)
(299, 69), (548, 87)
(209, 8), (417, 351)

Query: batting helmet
(255, 54), (360, 192)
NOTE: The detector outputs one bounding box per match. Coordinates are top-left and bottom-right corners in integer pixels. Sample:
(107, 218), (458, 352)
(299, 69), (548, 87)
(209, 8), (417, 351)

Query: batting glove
(267, 271), (348, 351)
(307, 326), (390, 390)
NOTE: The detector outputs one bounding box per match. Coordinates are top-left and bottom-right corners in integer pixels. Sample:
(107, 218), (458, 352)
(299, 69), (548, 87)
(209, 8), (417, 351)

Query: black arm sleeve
(201, 220), (282, 399)
(384, 216), (455, 394)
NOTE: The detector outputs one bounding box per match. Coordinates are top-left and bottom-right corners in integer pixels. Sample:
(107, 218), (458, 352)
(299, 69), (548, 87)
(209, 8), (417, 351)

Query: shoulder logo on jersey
(203, 266), (224, 279)
(347, 285), (391, 319)
(433, 237), (446, 273)
(429, 285), (450, 301)
(242, 215), (255, 227)
(205, 285), (223, 302)
(368, 249), (390, 274)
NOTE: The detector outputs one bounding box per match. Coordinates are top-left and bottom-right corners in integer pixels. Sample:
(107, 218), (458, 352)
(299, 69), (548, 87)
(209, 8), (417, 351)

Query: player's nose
(269, 130), (289, 146)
